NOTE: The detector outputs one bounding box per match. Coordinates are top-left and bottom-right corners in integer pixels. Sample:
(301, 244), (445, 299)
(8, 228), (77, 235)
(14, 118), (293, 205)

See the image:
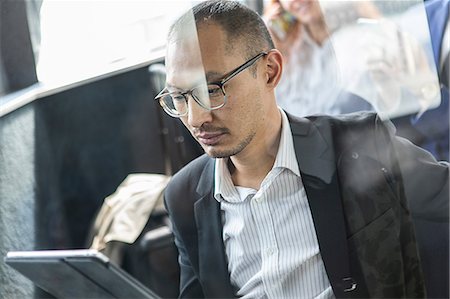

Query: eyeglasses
(155, 51), (268, 117)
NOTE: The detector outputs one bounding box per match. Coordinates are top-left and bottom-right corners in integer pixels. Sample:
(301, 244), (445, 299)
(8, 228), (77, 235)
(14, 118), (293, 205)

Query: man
(157, 1), (448, 298)
(393, 0), (449, 162)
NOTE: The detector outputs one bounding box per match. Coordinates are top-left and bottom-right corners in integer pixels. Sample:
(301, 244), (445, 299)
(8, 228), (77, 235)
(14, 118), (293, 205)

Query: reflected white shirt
(214, 109), (334, 299)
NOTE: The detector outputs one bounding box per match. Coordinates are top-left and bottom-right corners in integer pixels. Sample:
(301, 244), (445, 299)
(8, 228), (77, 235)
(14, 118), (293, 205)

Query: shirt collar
(214, 157), (238, 202)
(214, 108), (300, 203)
(273, 108), (301, 176)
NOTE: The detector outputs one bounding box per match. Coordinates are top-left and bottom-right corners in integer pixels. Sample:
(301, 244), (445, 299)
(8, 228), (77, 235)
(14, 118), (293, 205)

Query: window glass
(37, 0), (193, 84)
(321, 0), (439, 119)
(264, 0), (440, 119)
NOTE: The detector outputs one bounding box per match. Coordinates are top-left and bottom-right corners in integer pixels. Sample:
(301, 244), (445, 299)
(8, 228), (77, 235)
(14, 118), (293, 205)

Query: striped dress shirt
(214, 109), (334, 299)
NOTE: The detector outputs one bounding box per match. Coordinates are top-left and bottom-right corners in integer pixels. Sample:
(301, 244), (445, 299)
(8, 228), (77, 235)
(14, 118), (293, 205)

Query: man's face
(165, 22), (267, 158)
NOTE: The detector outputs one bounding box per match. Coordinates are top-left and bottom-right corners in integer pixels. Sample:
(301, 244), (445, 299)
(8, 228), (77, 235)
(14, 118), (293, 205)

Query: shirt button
(254, 196), (262, 203)
(267, 248), (275, 255)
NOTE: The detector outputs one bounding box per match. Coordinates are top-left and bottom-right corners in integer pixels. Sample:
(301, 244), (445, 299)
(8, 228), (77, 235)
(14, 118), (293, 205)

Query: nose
(186, 95), (213, 128)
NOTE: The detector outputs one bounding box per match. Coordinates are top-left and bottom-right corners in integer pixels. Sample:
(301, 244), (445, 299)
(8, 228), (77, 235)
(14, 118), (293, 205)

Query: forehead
(165, 23), (242, 89)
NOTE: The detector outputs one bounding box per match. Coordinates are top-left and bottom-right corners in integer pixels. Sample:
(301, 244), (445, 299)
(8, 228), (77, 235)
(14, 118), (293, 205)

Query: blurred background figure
(264, 0), (378, 116)
(392, 0), (449, 161)
(264, 0), (445, 161)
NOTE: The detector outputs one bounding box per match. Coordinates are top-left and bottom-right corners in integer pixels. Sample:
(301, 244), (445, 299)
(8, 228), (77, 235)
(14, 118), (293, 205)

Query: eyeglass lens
(162, 83), (225, 116)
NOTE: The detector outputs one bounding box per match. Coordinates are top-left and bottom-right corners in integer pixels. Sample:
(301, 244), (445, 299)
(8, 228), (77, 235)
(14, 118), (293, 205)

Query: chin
(205, 148), (234, 159)
(202, 132), (254, 159)
(203, 145), (240, 159)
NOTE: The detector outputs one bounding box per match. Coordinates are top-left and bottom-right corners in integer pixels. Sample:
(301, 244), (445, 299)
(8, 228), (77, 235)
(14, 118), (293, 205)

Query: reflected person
(156, 1), (448, 298)
(263, 0), (379, 116)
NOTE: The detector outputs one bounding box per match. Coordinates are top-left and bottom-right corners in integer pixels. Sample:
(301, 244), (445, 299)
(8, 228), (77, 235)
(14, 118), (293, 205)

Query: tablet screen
(5, 249), (160, 299)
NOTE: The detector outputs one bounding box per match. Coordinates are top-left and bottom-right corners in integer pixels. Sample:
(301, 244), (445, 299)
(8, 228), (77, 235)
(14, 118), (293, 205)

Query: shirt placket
(250, 170), (284, 299)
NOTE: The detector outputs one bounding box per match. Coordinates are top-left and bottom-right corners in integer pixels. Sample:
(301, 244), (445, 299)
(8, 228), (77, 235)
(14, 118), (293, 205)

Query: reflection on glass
(37, 1), (192, 84)
(322, 0), (440, 119)
(266, 0), (440, 119)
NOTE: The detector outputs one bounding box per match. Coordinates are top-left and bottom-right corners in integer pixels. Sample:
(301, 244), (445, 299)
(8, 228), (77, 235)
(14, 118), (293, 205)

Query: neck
(229, 108), (282, 190)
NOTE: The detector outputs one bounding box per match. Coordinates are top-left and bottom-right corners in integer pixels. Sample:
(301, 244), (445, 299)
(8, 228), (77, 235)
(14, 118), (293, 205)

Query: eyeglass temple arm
(219, 52), (268, 86)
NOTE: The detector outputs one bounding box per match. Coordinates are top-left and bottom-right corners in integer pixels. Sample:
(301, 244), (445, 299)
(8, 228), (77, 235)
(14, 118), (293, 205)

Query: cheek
(220, 76), (264, 124)
(225, 90), (253, 116)
(227, 87), (263, 126)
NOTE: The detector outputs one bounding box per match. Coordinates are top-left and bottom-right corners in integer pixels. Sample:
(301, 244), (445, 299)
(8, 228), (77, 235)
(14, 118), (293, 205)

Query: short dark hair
(168, 0), (274, 59)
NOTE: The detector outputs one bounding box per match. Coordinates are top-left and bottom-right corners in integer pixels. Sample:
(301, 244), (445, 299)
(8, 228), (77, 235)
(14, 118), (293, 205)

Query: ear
(264, 49), (283, 90)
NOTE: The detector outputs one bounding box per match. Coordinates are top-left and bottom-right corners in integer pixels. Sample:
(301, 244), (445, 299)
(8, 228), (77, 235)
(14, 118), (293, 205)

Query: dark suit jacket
(164, 112), (448, 298)
(425, 0), (448, 67)
(395, 0), (450, 161)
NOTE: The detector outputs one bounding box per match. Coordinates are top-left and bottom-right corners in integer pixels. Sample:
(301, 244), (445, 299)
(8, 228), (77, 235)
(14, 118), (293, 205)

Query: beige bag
(90, 173), (171, 251)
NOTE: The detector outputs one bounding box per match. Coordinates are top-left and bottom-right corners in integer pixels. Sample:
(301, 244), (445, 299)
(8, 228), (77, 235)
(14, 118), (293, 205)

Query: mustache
(192, 125), (229, 135)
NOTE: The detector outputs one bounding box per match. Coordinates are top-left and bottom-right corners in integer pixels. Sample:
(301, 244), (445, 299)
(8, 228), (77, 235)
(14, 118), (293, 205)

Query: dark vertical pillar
(0, 105), (36, 298)
(0, 0), (38, 95)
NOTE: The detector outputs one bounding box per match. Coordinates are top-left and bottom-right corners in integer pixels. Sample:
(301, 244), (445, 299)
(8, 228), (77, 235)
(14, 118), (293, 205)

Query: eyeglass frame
(155, 51), (269, 117)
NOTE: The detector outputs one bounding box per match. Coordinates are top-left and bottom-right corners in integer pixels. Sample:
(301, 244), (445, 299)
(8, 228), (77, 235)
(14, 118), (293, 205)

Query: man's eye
(208, 87), (221, 95)
(172, 94), (185, 101)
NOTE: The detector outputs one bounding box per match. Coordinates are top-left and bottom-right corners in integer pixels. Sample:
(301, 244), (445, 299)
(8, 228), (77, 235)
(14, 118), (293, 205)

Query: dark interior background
(0, 61), (202, 298)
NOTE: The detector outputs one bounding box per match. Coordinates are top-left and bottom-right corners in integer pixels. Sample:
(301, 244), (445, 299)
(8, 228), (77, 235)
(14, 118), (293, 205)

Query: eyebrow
(166, 70), (226, 91)
(205, 71), (224, 83)
(166, 83), (178, 90)
(165, 83), (183, 93)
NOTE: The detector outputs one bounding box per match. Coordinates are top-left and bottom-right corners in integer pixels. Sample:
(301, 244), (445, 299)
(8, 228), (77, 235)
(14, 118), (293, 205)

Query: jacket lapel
(289, 115), (369, 297)
(425, 0), (449, 66)
(193, 159), (235, 298)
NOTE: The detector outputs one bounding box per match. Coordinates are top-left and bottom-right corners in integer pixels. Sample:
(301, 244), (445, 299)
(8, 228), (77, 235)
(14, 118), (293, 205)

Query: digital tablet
(4, 249), (161, 299)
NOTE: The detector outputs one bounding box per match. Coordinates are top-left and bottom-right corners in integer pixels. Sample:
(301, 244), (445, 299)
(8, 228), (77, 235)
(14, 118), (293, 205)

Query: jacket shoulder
(305, 111), (391, 130)
(308, 112), (395, 145)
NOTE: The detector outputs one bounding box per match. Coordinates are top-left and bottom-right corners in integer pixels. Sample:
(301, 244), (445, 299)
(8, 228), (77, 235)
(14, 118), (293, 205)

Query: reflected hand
(264, 3), (302, 61)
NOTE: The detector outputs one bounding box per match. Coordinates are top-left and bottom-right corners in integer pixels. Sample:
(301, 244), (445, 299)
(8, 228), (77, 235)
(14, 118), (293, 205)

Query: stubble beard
(204, 130), (256, 159)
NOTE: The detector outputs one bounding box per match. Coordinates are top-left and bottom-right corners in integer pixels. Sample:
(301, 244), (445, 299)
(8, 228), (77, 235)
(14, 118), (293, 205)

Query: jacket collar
(287, 113), (336, 184)
(193, 159), (235, 298)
